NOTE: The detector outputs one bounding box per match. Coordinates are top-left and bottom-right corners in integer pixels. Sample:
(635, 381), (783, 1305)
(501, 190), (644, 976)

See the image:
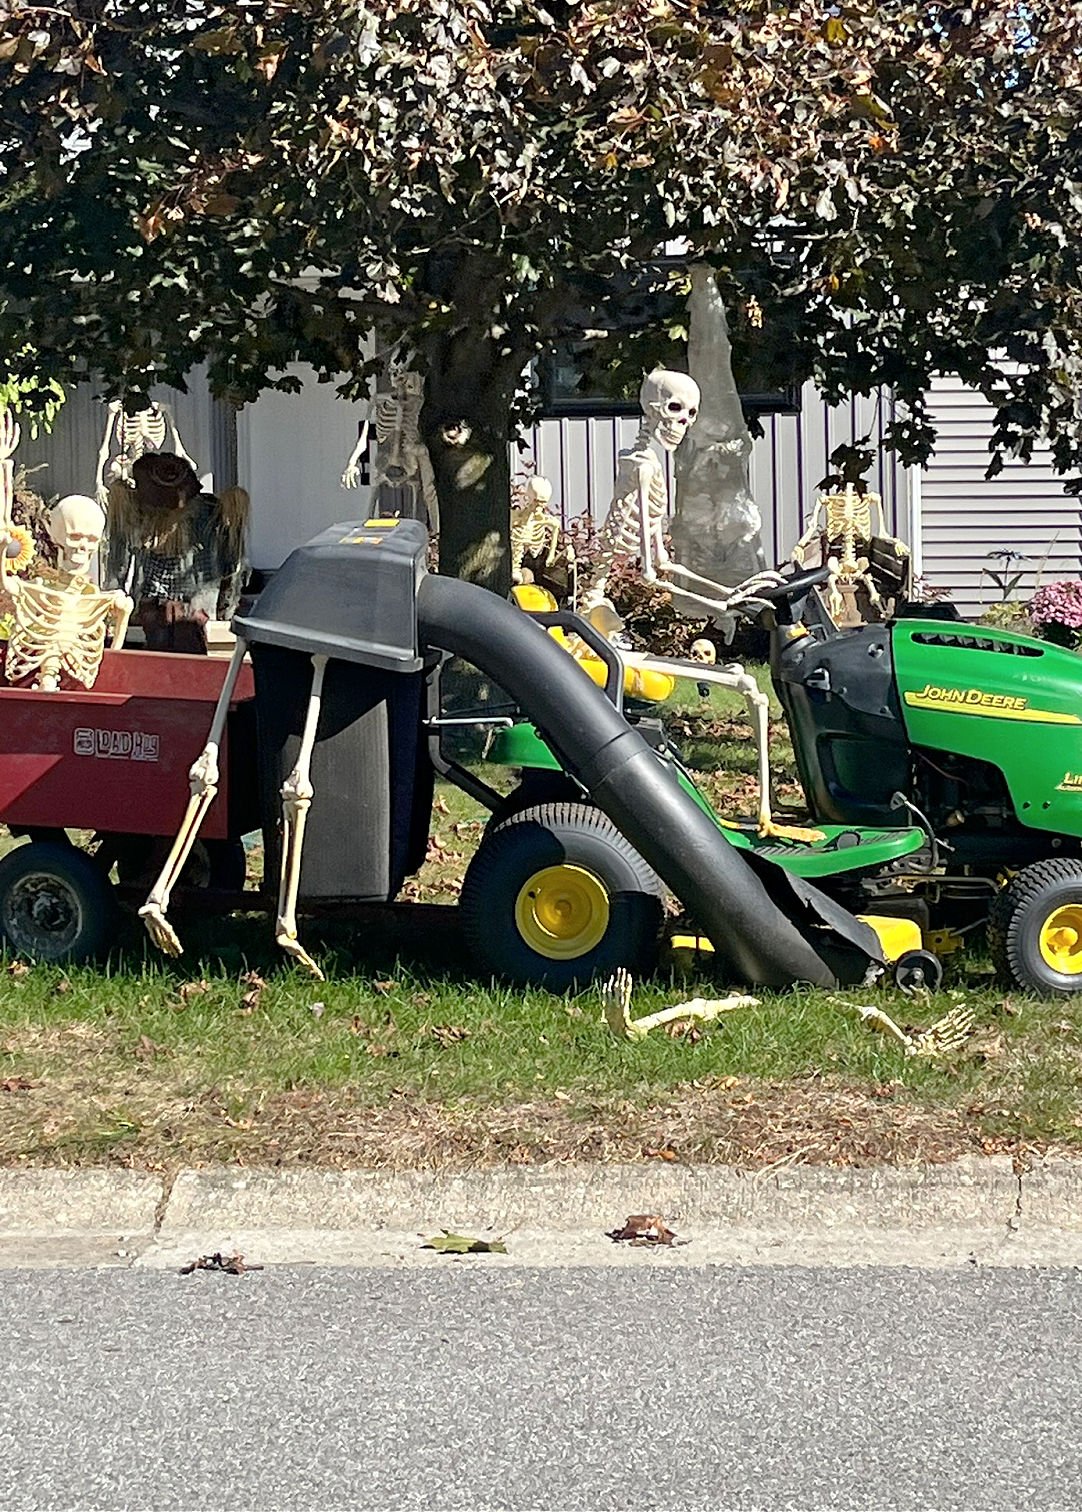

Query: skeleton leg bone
(140, 638), (249, 955)
(274, 654), (329, 979)
(629, 656), (825, 844)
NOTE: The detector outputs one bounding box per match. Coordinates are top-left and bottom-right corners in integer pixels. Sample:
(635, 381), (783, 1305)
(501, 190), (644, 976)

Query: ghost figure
(1, 494), (132, 691)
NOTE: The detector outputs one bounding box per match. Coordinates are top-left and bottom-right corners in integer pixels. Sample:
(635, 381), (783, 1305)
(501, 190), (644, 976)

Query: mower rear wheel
(0, 841), (114, 965)
(459, 802), (664, 990)
(989, 858), (1082, 996)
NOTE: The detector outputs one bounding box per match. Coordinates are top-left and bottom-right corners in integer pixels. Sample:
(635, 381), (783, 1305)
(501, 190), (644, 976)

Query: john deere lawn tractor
(493, 565), (1082, 997)
(770, 588), (1082, 995)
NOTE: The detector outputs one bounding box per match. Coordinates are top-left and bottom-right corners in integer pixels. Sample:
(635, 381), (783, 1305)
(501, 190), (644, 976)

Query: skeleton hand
(341, 461), (361, 489)
(0, 406), (19, 466)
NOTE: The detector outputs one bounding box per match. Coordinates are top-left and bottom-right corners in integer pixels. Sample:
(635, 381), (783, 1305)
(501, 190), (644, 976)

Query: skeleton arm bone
(94, 402), (122, 505)
(340, 412), (372, 490)
(638, 460), (660, 581)
(159, 402), (199, 475)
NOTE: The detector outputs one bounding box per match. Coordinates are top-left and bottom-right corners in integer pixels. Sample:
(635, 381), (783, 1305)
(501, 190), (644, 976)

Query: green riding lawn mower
(479, 563), (1082, 997)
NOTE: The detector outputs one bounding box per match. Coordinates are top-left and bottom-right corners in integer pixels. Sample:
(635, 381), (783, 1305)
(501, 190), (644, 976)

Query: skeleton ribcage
(598, 464), (667, 558)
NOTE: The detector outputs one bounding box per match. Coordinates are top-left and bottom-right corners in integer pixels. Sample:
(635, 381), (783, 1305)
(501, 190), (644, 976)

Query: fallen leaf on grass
(53, 977), (72, 996)
(607, 1214), (678, 1246)
(310, 1001), (325, 1018)
(644, 1146), (679, 1162)
(422, 1230), (507, 1255)
(175, 979), (211, 1007)
(430, 1024), (469, 1047)
(373, 979), (396, 995)
(664, 1020), (703, 1043)
(179, 1251), (264, 1276)
(134, 1034), (166, 1062)
(238, 970), (267, 1015)
(1, 1075), (34, 1093)
(6, 960), (29, 980)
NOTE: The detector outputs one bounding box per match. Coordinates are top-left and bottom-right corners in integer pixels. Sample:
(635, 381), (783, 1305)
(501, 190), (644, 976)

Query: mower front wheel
(0, 841), (115, 965)
(990, 857), (1082, 996)
(459, 802), (664, 990)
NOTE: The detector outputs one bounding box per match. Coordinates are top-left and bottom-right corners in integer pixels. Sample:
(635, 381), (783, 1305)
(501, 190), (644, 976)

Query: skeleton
(341, 359), (440, 534)
(584, 368), (782, 625)
(601, 967), (758, 1042)
(94, 400), (198, 507)
(792, 484), (909, 622)
(140, 641), (330, 979)
(0, 407), (131, 691)
(510, 474), (564, 584)
(578, 370), (815, 838)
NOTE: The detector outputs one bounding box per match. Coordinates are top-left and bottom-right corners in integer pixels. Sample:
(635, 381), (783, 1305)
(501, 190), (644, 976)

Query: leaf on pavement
(179, 1251), (264, 1276)
(422, 1230), (507, 1255)
(607, 1213), (678, 1246)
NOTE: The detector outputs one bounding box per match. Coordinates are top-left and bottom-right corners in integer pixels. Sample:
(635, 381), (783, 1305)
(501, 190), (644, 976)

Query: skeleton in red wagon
(0, 410), (131, 691)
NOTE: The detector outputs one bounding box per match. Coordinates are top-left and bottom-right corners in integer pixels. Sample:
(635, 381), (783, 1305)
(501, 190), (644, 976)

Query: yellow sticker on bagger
(904, 684), (1082, 725)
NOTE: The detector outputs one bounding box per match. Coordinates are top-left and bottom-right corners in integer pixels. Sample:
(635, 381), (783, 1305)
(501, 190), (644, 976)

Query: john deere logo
(910, 684), (1027, 712)
(904, 684), (1081, 726)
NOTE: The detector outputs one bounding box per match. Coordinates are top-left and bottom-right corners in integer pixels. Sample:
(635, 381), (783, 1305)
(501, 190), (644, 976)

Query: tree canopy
(2, 1), (1081, 587)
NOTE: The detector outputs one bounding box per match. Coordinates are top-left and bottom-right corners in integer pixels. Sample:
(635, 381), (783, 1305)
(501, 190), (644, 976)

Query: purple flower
(1030, 581), (1082, 632)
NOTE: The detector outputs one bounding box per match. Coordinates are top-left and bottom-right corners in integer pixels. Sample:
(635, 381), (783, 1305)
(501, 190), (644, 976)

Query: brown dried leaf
(179, 1251), (263, 1276)
(134, 1034), (165, 1062)
(6, 960), (30, 980)
(430, 1024), (469, 1048)
(176, 979), (211, 1005)
(644, 1146), (679, 1162)
(373, 979), (396, 995)
(53, 977), (73, 996)
(1, 1075), (34, 1093)
(607, 1213), (678, 1246)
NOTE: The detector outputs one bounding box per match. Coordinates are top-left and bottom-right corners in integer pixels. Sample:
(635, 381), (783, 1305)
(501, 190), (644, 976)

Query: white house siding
(917, 374), (1082, 616)
(235, 364), (373, 569)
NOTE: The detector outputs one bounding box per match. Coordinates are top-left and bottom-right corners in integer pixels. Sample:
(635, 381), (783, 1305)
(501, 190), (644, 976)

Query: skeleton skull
(689, 638), (717, 665)
(640, 368), (701, 452)
(49, 495), (106, 578)
(525, 476), (553, 507)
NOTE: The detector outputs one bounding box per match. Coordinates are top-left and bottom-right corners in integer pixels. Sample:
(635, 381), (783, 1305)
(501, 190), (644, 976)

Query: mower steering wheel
(754, 564), (833, 624)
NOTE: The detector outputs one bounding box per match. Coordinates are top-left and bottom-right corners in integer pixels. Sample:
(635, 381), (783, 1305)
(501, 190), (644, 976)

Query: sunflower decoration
(3, 524), (35, 575)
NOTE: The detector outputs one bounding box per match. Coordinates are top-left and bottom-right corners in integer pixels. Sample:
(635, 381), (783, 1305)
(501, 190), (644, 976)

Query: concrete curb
(1, 1157), (1080, 1269)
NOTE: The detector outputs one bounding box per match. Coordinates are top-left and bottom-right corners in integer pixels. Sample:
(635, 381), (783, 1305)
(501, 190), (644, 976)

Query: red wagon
(0, 650), (259, 960)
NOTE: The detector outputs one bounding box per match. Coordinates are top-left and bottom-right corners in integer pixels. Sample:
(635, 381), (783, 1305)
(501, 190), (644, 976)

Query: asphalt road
(2, 1263), (1081, 1511)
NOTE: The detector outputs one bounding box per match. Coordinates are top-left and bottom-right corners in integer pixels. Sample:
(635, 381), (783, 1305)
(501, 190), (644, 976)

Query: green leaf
(422, 1230), (507, 1255)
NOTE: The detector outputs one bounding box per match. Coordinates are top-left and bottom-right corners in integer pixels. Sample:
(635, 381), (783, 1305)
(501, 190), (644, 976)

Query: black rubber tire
(489, 775), (585, 829)
(989, 857), (1082, 996)
(459, 802), (664, 990)
(893, 948), (944, 995)
(0, 841), (114, 965)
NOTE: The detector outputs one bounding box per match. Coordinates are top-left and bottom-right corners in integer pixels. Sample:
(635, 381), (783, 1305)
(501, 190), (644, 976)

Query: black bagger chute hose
(417, 575), (882, 989)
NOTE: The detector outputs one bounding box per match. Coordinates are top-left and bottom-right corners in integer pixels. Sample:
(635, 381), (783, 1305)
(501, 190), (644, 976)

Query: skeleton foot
(275, 926), (326, 981)
(758, 817), (827, 845)
(601, 967), (757, 1041)
(138, 902), (184, 958)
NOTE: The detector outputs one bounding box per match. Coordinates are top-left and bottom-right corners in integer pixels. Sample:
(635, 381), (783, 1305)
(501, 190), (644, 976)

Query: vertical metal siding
(918, 374), (1082, 615)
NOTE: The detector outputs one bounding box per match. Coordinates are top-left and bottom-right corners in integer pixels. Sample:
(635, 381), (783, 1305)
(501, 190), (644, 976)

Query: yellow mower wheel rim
(1038, 904), (1082, 974)
(514, 864), (610, 960)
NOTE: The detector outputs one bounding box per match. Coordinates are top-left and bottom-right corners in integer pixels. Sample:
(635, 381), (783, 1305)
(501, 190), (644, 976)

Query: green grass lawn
(0, 671), (1079, 1171)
